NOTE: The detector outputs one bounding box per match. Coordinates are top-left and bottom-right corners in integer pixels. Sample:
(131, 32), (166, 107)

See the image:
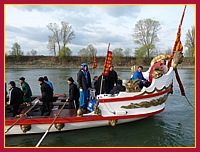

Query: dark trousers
(68, 99), (79, 109)
(41, 100), (51, 116)
(12, 103), (20, 117)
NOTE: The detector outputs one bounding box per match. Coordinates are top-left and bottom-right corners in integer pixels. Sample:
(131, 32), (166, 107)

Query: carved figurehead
(150, 54), (170, 66)
(150, 54), (170, 80)
(172, 51), (184, 69)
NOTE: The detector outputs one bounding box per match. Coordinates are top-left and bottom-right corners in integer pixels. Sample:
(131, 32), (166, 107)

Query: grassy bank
(5, 56), (195, 69)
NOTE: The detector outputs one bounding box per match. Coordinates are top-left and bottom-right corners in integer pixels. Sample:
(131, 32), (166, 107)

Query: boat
(5, 51), (184, 136)
(5, 6), (187, 140)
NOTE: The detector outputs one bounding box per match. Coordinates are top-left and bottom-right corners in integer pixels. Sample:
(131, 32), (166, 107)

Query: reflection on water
(5, 68), (195, 147)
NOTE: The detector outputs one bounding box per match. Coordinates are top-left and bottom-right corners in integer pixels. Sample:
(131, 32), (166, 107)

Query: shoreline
(5, 65), (195, 69)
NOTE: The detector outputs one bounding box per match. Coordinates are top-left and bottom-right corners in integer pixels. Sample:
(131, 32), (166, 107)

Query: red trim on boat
(5, 108), (165, 125)
(98, 86), (172, 103)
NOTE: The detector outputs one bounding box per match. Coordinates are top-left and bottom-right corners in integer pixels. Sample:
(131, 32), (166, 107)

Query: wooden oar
(5, 100), (40, 134)
(35, 99), (68, 147)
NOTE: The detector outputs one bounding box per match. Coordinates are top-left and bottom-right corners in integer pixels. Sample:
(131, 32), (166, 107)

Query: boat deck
(6, 108), (79, 120)
(5, 95), (78, 120)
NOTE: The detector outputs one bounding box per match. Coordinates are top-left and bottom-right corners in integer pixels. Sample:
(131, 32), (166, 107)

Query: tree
(184, 26), (195, 57)
(47, 35), (56, 56)
(79, 48), (88, 63)
(10, 42), (23, 60)
(133, 18), (161, 58)
(78, 44), (97, 63)
(123, 48), (132, 57)
(61, 21), (75, 48)
(134, 46), (146, 57)
(47, 23), (61, 54)
(87, 44), (97, 61)
(58, 46), (72, 63)
(47, 22), (75, 56)
(30, 49), (37, 56)
(112, 48), (124, 65)
(134, 46), (146, 65)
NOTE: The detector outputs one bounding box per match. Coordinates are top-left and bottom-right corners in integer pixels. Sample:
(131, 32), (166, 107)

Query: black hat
(9, 81), (16, 87)
(19, 77), (25, 81)
(44, 76), (48, 81)
(68, 77), (74, 83)
(38, 77), (44, 82)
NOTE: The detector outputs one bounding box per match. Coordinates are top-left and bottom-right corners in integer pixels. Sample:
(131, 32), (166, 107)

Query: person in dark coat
(44, 76), (54, 92)
(109, 79), (126, 94)
(77, 63), (91, 110)
(7, 81), (23, 117)
(97, 75), (107, 95)
(38, 77), (53, 116)
(19, 77), (32, 103)
(91, 76), (99, 96)
(67, 77), (79, 109)
(107, 65), (118, 93)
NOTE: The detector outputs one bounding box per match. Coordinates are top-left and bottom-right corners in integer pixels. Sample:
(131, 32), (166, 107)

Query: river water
(5, 68), (195, 147)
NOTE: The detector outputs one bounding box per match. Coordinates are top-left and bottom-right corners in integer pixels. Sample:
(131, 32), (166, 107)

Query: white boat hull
(5, 103), (165, 135)
(5, 67), (174, 135)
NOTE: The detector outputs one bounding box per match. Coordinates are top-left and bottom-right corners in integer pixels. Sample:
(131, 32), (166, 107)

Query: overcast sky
(5, 5), (195, 56)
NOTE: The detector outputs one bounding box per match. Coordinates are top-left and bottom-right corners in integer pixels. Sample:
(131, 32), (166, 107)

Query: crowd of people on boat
(6, 59), (168, 117)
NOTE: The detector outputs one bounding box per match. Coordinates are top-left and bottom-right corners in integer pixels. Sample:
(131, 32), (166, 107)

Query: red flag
(168, 5), (186, 68)
(102, 43), (112, 76)
(93, 50), (97, 69)
(167, 5), (187, 97)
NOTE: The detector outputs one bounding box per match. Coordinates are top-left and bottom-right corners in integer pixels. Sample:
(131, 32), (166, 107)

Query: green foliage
(124, 48), (132, 57)
(78, 44), (97, 63)
(47, 21), (75, 56)
(133, 18), (161, 58)
(10, 42), (23, 61)
(58, 46), (72, 63)
(184, 26), (195, 57)
(134, 48), (146, 57)
(112, 48), (124, 65)
(112, 48), (124, 57)
(134, 44), (156, 58)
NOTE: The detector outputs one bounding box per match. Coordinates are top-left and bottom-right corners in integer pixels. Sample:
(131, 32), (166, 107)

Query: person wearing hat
(19, 77), (32, 103)
(44, 76), (54, 92)
(38, 77), (53, 116)
(67, 77), (79, 109)
(107, 64), (118, 93)
(77, 63), (92, 111)
(7, 81), (24, 117)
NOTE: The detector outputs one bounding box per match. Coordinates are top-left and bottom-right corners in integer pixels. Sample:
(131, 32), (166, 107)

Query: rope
(184, 95), (194, 108)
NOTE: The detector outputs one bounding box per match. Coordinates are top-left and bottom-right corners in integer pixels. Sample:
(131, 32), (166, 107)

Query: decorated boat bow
(5, 6), (188, 139)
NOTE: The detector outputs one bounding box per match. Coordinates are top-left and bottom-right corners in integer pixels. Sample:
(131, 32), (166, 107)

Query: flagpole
(99, 75), (104, 94)
(168, 5), (187, 69)
(179, 5), (187, 27)
(100, 43), (111, 94)
(172, 5), (186, 55)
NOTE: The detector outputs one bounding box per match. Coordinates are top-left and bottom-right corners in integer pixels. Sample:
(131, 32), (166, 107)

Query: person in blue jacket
(131, 66), (150, 89)
(77, 63), (91, 111)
